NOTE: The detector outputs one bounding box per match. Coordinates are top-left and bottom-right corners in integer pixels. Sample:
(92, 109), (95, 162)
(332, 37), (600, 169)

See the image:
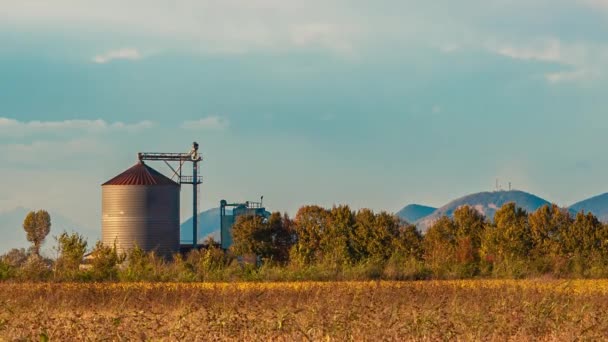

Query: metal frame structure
(220, 197), (265, 249)
(138, 142), (203, 248)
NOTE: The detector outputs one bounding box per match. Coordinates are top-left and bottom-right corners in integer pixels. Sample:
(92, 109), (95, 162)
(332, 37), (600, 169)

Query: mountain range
(402, 190), (550, 232)
(569, 193), (608, 222)
(180, 208), (221, 244)
(398, 190), (608, 233)
(396, 204), (437, 223)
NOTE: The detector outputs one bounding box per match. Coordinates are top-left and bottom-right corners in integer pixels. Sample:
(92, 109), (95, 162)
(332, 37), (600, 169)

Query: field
(1, 280), (608, 341)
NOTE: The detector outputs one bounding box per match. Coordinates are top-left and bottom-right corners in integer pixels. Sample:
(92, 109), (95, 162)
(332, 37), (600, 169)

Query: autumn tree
(528, 205), (571, 257)
(392, 223), (423, 259)
(560, 212), (602, 258)
(352, 209), (401, 261)
(526, 205), (572, 274)
(291, 205), (331, 265)
(23, 210), (51, 256)
(481, 203), (531, 277)
(322, 205), (355, 266)
(267, 212), (295, 264)
(423, 216), (458, 277)
(452, 206), (487, 276)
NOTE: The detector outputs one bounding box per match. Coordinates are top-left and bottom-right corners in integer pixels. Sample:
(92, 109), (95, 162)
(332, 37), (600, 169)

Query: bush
(18, 255), (51, 281)
(0, 259), (13, 280)
(119, 246), (169, 282)
(89, 241), (124, 281)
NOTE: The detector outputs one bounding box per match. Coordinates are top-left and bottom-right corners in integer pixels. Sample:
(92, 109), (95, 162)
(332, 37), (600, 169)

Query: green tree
(55, 232), (88, 280)
(23, 210), (51, 256)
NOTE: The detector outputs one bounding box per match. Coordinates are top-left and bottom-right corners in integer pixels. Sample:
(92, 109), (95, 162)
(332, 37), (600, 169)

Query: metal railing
(180, 175), (203, 184)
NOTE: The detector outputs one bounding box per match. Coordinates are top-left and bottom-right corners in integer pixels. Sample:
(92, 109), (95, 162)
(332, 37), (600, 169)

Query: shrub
(89, 241), (124, 281)
(54, 232), (87, 281)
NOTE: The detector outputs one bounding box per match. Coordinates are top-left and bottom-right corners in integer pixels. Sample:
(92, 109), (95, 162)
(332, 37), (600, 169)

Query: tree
(423, 216), (458, 277)
(528, 204), (571, 258)
(267, 212), (295, 264)
(231, 215), (272, 258)
(392, 223), (423, 259)
(526, 205), (572, 274)
(23, 210), (51, 256)
(55, 232), (88, 279)
(452, 206), (486, 271)
(562, 212), (603, 258)
(291, 205), (331, 265)
(352, 209), (400, 261)
(323, 205), (355, 266)
(481, 203), (531, 277)
(231, 212), (294, 264)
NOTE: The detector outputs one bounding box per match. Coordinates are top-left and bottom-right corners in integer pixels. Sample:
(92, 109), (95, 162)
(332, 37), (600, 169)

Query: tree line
(3, 203), (608, 281)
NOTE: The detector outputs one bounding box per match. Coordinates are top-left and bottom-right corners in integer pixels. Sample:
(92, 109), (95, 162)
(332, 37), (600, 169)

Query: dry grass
(1, 280), (608, 341)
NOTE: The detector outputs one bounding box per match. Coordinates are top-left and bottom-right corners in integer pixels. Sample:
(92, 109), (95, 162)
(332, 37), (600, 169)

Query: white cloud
(490, 40), (563, 63)
(289, 23), (355, 56)
(486, 39), (608, 83)
(0, 1), (362, 56)
(0, 118), (154, 136)
(545, 70), (593, 84)
(581, 0), (608, 10)
(181, 116), (229, 131)
(93, 48), (142, 64)
(437, 44), (461, 54)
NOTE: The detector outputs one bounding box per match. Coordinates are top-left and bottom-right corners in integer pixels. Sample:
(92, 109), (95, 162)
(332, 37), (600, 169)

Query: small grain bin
(102, 161), (180, 258)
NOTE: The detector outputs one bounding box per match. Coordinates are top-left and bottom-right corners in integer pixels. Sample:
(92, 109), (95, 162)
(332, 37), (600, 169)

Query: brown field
(1, 280), (608, 341)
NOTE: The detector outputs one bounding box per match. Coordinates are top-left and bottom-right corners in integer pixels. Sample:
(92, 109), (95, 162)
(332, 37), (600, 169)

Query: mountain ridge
(569, 193), (608, 222)
(396, 204), (437, 223)
(415, 190), (551, 232)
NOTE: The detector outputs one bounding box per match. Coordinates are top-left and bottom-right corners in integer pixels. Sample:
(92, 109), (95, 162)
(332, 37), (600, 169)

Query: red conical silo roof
(102, 162), (179, 186)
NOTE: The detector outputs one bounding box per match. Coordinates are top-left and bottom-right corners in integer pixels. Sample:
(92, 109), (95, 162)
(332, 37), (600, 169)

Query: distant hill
(396, 204), (437, 223)
(416, 190), (551, 232)
(180, 208), (221, 244)
(569, 193), (608, 222)
(0, 207), (97, 256)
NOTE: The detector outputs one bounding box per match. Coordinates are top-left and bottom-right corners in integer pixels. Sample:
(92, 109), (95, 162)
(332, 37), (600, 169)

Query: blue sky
(1, 0), (608, 230)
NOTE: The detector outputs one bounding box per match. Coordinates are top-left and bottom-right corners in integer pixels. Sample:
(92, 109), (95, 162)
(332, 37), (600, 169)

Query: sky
(1, 0), (608, 233)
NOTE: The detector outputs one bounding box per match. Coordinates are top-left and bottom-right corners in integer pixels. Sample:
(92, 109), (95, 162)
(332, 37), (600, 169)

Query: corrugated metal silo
(102, 161), (180, 259)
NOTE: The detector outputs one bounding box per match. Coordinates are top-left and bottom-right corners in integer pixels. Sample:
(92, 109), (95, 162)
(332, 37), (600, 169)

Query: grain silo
(102, 161), (180, 259)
